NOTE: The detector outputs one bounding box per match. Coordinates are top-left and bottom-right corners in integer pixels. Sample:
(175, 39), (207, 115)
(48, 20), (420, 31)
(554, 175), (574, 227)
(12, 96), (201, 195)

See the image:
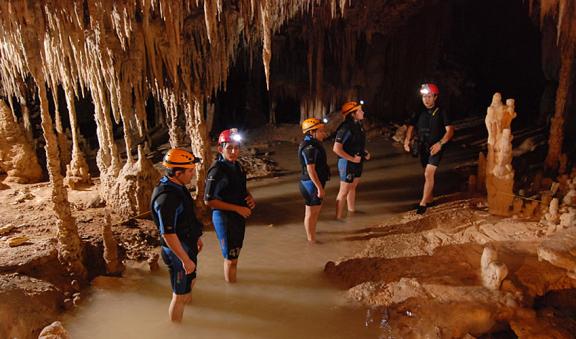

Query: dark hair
(166, 167), (186, 177)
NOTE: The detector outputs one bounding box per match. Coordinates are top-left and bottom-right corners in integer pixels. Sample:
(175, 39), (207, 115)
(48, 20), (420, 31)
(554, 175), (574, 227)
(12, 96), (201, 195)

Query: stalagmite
(481, 246), (508, 290)
(0, 99), (42, 183)
(102, 212), (125, 275)
(485, 93), (516, 216)
(37, 81), (87, 280)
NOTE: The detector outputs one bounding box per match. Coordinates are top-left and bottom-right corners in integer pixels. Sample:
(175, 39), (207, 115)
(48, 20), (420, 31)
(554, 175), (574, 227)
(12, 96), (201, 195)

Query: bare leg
(224, 259), (238, 283)
(169, 291), (192, 323)
(336, 182), (351, 219)
(347, 179), (360, 212)
(304, 205), (322, 242)
(420, 164), (437, 206)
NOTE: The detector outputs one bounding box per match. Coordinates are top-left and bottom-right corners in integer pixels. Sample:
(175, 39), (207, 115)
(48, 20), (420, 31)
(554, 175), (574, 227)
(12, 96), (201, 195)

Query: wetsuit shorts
(161, 243), (198, 295)
(299, 180), (326, 206)
(337, 158), (363, 183)
(419, 142), (444, 167)
(212, 210), (245, 260)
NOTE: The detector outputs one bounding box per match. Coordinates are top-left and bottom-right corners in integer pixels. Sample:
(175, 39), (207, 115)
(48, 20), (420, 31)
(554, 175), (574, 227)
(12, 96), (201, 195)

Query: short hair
(166, 167), (186, 177)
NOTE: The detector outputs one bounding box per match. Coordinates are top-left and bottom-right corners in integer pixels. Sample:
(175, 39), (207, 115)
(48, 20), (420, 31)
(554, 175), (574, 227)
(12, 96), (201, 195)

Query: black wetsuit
(408, 106), (451, 167)
(335, 118), (366, 183)
(298, 134), (330, 206)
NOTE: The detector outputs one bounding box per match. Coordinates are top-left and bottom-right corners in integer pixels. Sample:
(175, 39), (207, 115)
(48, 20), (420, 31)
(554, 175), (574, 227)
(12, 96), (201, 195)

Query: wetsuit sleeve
(407, 111), (419, 126)
(302, 145), (318, 165)
(441, 108), (452, 126)
(204, 166), (228, 201)
(335, 126), (351, 144)
(152, 192), (181, 235)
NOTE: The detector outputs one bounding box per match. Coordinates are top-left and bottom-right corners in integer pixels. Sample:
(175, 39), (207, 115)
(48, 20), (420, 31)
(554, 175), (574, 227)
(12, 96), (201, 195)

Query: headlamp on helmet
(420, 83), (440, 96)
(218, 128), (243, 145)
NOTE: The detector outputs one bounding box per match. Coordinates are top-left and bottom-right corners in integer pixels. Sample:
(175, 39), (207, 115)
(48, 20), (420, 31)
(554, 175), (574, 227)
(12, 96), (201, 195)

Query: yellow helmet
(162, 148), (201, 169)
(301, 118), (324, 134)
(341, 101), (362, 116)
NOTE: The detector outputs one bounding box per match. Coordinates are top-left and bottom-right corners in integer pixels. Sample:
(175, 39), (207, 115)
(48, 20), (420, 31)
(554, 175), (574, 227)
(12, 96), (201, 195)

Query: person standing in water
(150, 148), (204, 322)
(205, 128), (255, 283)
(298, 117), (330, 243)
(333, 101), (370, 219)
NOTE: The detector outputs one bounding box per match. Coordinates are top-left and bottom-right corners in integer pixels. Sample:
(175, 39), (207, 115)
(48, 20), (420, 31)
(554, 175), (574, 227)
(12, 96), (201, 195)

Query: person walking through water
(205, 128), (256, 283)
(333, 101), (371, 220)
(298, 117), (330, 243)
(403, 83), (454, 214)
(150, 148), (204, 322)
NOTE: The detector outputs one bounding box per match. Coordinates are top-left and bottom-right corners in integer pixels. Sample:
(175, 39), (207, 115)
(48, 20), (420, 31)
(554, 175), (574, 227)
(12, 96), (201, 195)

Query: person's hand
(316, 186), (325, 199)
(430, 142), (442, 155)
(236, 206), (252, 218)
(351, 155), (362, 164)
(197, 238), (204, 253)
(182, 257), (196, 275)
(403, 140), (411, 153)
(245, 195), (256, 209)
(364, 150), (371, 161)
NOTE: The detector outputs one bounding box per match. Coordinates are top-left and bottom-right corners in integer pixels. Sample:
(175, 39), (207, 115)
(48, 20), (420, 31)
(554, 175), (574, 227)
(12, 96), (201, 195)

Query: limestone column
(485, 93), (516, 216)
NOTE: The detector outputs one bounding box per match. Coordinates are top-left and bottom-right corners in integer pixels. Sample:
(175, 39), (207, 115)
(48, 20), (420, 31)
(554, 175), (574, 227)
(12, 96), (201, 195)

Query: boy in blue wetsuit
(204, 128), (255, 283)
(403, 83), (454, 214)
(333, 101), (371, 220)
(298, 117), (330, 243)
(150, 148), (203, 322)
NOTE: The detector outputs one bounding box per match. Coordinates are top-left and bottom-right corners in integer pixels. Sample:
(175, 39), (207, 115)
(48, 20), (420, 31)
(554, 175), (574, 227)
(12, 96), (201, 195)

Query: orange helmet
(341, 101), (362, 117)
(301, 118), (325, 134)
(162, 148), (201, 169)
(218, 128), (242, 145)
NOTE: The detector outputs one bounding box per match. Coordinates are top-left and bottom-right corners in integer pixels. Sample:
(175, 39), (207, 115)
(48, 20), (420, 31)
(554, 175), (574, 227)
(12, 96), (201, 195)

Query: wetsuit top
(335, 119), (366, 158)
(408, 106), (451, 145)
(298, 134), (330, 182)
(205, 158), (248, 208)
(150, 176), (203, 247)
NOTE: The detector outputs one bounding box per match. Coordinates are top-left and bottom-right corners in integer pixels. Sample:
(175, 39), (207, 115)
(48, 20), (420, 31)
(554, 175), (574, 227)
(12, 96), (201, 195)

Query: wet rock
(38, 321), (71, 339)
(537, 227), (576, 278)
(70, 280), (80, 292)
(0, 224), (14, 235)
(8, 235), (30, 247)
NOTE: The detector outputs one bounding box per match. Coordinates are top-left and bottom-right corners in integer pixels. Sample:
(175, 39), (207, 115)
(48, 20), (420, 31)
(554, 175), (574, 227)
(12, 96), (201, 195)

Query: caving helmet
(162, 148), (201, 169)
(419, 83), (440, 96)
(301, 117), (327, 134)
(341, 100), (364, 117)
(218, 128), (243, 145)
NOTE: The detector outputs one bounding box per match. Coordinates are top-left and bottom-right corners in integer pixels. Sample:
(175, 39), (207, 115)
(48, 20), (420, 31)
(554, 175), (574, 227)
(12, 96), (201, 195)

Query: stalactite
(63, 82), (91, 189)
(260, 0), (272, 90)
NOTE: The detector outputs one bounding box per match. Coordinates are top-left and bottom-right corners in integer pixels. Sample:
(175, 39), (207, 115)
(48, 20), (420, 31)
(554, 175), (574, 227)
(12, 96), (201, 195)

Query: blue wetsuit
(205, 158), (248, 260)
(298, 135), (330, 206)
(150, 176), (203, 295)
(335, 118), (366, 183)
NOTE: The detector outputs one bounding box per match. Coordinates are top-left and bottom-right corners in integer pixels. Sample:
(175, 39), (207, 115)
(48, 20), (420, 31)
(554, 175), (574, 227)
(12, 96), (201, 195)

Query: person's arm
(206, 199), (252, 218)
(245, 192), (256, 209)
(333, 142), (362, 163)
(306, 164), (325, 198)
(162, 234), (196, 274)
(404, 125), (414, 152)
(430, 125), (454, 155)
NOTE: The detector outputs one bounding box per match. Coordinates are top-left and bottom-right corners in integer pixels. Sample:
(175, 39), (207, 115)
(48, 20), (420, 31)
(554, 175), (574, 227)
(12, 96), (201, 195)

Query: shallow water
(63, 139), (467, 339)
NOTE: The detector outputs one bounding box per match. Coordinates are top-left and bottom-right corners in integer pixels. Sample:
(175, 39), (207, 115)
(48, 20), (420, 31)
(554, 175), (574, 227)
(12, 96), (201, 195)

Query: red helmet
(218, 128), (242, 145)
(420, 83), (439, 95)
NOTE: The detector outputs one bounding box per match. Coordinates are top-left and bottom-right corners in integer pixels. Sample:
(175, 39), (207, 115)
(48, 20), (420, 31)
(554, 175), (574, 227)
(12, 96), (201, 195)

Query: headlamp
(322, 117), (329, 124)
(359, 100), (365, 105)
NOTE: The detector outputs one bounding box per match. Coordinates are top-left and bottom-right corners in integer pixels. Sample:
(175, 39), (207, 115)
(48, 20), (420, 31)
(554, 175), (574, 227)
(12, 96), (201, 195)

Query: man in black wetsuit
(404, 83), (454, 214)
(150, 148), (204, 322)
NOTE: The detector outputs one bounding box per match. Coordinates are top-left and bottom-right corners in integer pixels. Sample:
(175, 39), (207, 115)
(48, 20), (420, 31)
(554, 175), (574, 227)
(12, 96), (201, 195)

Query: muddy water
(63, 139), (466, 338)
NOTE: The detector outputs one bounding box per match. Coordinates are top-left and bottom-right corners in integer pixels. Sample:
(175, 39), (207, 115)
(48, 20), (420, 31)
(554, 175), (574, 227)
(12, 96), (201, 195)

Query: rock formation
(0, 99), (42, 184)
(485, 93), (516, 216)
(480, 246), (509, 290)
(38, 321), (71, 339)
(102, 212), (124, 276)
